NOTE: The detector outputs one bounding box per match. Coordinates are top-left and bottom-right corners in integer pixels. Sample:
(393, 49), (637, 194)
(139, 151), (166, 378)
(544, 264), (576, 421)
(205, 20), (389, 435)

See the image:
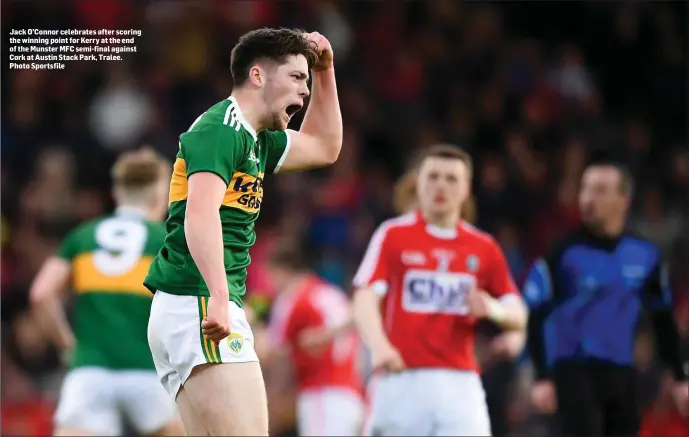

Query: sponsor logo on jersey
(401, 250), (426, 266)
(402, 269), (474, 315)
(224, 171), (264, 213)
(248, 148), (260, 163)
(228, 332), (244, 354)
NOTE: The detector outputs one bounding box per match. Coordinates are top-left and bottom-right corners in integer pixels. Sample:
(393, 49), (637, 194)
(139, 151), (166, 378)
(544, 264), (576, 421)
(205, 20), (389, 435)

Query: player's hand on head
(304, 31), (334, 71)
(202, 297), (231, 344)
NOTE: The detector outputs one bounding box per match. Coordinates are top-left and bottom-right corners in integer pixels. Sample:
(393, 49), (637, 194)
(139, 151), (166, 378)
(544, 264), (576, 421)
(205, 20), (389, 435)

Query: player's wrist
(485, 297), (507, 323)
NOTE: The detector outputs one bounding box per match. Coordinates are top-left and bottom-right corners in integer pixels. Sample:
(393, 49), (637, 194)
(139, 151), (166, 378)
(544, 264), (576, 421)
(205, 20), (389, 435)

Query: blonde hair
(393, 144), (477, 224)
(112, 147), (168, 189)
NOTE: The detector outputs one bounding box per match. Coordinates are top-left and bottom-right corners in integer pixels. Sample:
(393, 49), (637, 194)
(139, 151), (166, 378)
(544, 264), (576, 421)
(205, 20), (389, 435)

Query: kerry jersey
(57, 209), (166, 370)
(352, 210), (520, 372)
(144, 97), (290, 307)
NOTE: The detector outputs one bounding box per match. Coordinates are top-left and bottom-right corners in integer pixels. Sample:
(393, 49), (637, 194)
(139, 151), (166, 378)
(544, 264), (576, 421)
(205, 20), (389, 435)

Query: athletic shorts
(363, 368), (491, 436)
(297, 387), (364, 436)
(54, 367), (177, 436)
(148, 290), (259, 399)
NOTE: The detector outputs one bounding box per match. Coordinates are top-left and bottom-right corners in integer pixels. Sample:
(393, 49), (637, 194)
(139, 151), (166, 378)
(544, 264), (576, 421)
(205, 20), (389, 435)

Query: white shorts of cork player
(297, 387), (365, 436)
(362, 368), (491, 437)
(54, 367), (178, 436)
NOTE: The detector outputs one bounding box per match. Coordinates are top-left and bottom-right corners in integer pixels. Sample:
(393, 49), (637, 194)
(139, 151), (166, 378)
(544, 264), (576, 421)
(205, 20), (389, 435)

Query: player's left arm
(279, 33), (342, 172)
(469, 241), (529, 331)
(29, 230), (79, 353)
(641, 257), (688, 382)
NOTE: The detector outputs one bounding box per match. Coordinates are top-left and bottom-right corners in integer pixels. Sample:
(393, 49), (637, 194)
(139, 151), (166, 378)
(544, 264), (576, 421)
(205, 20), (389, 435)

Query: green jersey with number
(57, 209), (166, 370)
(143, 97), (290, 307)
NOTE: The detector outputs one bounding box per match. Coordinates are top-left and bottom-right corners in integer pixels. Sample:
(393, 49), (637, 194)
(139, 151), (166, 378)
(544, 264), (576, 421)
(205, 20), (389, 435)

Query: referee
(523, 161), (688, 436)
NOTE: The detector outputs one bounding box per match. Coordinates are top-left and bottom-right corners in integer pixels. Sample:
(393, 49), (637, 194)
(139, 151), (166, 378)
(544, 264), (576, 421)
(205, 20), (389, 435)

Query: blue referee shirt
(523, 227), (686, 380)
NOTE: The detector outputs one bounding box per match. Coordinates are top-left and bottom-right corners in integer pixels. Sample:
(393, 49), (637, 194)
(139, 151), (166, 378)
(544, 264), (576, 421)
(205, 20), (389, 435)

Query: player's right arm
(522, 247), (562, 414)
(352, 223), (405, 373)
(29, 230), (78, 353)
(182, 125), (243, 343)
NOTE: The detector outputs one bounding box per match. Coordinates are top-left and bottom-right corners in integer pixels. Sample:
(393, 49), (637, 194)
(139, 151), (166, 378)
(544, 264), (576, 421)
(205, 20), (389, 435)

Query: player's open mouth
(286, 104), (302, 117)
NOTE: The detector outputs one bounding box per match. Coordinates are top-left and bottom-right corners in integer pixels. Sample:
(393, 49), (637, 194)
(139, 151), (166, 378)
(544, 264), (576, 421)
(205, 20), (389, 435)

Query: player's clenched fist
(371, 341), (406, 373)
(202, 297), (231, 344)
(466, 285), (492, 319)
(303, 32), (333, 71)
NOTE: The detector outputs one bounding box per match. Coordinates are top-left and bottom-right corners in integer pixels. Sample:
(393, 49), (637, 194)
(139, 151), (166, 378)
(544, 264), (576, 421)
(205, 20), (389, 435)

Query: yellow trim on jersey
(72, 253), (154, 297)
(169, 158), (188, 204)
(168, 158), (264, 214)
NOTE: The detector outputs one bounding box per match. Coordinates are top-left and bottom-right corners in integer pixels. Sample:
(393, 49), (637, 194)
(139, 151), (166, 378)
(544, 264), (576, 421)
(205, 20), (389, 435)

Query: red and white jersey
(269, 274), (363, 394)
(353, 210), (520, 372)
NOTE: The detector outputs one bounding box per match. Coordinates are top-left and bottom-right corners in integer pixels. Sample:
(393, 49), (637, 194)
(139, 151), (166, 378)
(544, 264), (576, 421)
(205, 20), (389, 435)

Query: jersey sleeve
(181, 125), (245, 186)
(269, 298), (308, 348)
(352, 223), (393, 297)
(484, 239), (519, 302)
(56, 227), (82, 261)
(261, 130), (291, 174)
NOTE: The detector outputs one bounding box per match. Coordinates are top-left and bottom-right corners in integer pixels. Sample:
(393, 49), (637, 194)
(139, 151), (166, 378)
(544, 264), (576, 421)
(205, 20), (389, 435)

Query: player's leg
(362, 372), (434, 436)
(116, 370), (186, 436)
(175, 386), (209, 436)
(432, 370), (491, 436)
(553, 362), (603, 435)
(600, 366), (640, 436)
(53, 368), (122, 436)
(149, 292), (265, 436)
(183, 361), (268, 435)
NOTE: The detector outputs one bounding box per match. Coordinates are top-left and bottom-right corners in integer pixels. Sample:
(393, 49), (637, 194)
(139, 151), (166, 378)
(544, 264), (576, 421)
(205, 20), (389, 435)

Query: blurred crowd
(1, 1), (687, 436)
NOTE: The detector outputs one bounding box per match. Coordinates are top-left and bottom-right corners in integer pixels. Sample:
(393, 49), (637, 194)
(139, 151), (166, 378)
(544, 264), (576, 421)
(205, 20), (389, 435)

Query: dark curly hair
(230, 28), (318, 86)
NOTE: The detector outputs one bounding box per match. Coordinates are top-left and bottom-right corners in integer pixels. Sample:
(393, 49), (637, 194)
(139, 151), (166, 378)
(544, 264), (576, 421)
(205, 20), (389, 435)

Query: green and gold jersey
(143, 97), (290, 307)
(58, 209), (166, 370)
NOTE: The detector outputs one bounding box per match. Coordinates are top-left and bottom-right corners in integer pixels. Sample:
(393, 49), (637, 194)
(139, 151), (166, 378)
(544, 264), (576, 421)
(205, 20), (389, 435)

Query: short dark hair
(415, 143), (474, 177)
(230, 28), (318, 86)
(268, 245), (309, 271)
(587, 160), (634, 195)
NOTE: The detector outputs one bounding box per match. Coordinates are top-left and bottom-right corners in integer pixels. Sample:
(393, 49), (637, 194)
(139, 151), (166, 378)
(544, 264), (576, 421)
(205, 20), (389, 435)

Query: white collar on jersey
(416, 209), (459, 239)
(227, 96), (258, 141)
(115, 206), (148, 218)
(425, 224), (458, 239)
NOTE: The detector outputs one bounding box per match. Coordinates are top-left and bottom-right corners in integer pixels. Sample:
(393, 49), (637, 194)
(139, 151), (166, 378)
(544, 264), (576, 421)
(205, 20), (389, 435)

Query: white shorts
(54, 367), (177, 436)
(297, 387), (365, 436)
(363, 369), (491, 437)
(147, 291), (259, 398)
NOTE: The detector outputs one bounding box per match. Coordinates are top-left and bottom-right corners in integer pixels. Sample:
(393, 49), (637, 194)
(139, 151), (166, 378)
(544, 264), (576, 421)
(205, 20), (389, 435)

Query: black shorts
(553, 360), (639, 436)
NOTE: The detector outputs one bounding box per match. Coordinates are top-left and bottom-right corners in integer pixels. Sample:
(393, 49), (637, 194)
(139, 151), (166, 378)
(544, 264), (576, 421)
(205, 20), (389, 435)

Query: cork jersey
(269, 274), (363, 394)
(352, 210), (520, 372)
(57, 209), (166, 370)
(144, 97), (290, 307)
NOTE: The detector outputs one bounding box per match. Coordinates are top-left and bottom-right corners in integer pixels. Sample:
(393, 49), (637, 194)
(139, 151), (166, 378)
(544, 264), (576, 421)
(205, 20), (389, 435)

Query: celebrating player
(30, 149), (184, 437)
(352, 144), (529, 436)
(258, 246), (364, 436)
(144, 28), (342, 436)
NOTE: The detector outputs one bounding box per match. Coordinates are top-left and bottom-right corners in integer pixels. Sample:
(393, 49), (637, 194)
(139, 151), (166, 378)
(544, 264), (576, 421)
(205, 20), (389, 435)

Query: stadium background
(1, 1), (687, 436)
